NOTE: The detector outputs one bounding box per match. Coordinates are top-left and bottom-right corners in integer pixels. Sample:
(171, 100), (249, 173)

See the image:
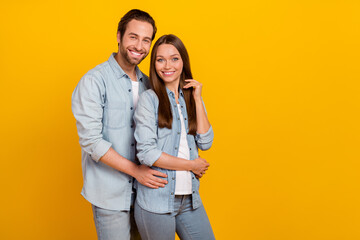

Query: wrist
(132, 165), (140, 179)
(194, 96), (202, 104)
(188, 160), (195, 171)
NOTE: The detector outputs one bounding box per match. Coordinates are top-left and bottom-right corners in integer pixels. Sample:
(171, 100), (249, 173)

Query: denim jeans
(92, 203), (140, 240)
(134, 195), (215, 240)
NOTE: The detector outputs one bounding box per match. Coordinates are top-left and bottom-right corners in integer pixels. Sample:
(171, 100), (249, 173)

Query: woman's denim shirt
(133, 88), (214, 213)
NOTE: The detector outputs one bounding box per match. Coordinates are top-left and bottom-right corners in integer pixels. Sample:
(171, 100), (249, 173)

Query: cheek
(155, 63), (162, 74)
(144, 44), (151, 52)
(177, 61), (184, 70)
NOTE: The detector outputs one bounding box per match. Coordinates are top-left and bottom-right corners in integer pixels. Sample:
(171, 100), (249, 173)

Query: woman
(133, 34), (215, 240)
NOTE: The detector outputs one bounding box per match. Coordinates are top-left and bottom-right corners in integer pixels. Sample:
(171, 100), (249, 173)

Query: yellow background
(1, 0), (360, 239)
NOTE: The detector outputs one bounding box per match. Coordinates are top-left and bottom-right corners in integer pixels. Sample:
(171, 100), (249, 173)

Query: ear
(117, 32), (121, 44)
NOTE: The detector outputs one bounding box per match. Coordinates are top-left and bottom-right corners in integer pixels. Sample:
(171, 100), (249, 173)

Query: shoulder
(138, 89), (159, 108)
(81, 60), (111, 83)
(140, 89), (158, 101)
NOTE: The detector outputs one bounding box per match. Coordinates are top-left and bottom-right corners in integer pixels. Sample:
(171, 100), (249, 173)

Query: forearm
(152, 152), (193, 171)
(195, 97), (211, 134)
(99, 147), (139, 177)
(101, 148), (168, 188)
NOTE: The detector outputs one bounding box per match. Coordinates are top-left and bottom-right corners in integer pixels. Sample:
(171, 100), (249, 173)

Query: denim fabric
(133, 88), (214, 213)
(134, 195), (215, 240)
(72, 53), (150, 210)
(92, 205), (140, 240)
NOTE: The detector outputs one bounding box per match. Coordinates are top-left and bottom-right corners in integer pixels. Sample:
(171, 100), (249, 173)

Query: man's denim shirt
(133, 88), (214, 213)
(71, 53), (150, 211)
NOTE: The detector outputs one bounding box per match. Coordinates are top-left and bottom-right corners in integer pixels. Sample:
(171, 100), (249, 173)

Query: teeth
(130, 50), (141, 56)
(163, 72), (174, 75)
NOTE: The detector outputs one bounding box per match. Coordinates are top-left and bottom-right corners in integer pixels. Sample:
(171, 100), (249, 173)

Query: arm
(134, 91), (209, 176)
(184, 79), (214, 150)
(71, 75), (167, 188)
(100, 148), (167, 188)
(153, 152), (209, 177)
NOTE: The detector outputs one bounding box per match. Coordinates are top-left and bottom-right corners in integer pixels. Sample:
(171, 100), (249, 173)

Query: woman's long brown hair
(149, 34), (197, 135)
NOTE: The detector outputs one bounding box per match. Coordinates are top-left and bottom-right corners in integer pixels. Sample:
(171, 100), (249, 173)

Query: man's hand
(134, 165), (168, 189)
(191, 157), (210, 178)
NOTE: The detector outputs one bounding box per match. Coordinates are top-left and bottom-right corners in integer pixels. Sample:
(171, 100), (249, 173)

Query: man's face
(117, 19), (153, 66)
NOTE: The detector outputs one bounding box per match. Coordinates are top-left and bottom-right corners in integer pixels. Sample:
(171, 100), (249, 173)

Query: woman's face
(155, 44), (183, 87)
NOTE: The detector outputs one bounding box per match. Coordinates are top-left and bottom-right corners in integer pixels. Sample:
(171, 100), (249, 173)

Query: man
(71, 9), (167, 240)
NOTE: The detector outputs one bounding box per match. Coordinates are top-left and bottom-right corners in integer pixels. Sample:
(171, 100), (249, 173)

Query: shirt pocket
(103, 101), (127, 129)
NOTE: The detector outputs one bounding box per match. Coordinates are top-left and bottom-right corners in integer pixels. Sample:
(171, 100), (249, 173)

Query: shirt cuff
(91, 139), (112, 162)
(195, 125), (214, 144)
(141, 149), (162, 167)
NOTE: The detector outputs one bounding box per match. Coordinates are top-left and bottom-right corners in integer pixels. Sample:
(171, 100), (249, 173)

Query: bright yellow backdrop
(1, 1), (360, 239)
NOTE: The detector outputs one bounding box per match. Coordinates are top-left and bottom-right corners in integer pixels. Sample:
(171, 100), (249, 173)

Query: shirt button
(129, 180), (132, 183)
(192, 177), (195, 179)
(177, 132), (180, 135)
(185, 118), (187, 120)
(130, 107), (133, 110)
(131, 125), (134, 128)
(131, 143), (135, 146)
(177, 118), (180, 120)
(128, 89), (131, 92)
(193, 191), (195, 193)
(175, 147), (178, 150)
(189, 148), (192, 150)
(171, 192), (174, 195)
(172, 177), (175, 180)
(181, 106), (183, 108)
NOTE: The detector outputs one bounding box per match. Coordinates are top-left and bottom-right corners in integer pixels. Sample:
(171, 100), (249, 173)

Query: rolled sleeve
(195, 125), (214, 151)
(72, 74), (110, 162)
(91, 140), (112, 162)
(134, 91), (162, 166)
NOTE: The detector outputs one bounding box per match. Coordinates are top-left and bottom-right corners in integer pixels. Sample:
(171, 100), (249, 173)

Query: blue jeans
(92, 204), (140, 240)
(134, 195), (215, 240)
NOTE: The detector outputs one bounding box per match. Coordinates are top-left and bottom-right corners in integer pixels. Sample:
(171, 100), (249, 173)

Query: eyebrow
(156, 54), (180, 57)
(128, 32), (151, 41)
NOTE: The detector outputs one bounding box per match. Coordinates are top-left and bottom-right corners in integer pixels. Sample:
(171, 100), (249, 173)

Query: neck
(165, 81), (180, 101)
(115, 52), (137, 78)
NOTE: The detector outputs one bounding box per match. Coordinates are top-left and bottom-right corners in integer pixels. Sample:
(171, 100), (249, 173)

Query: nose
(164, 59), (172, 69)
(135, 40), (142, 51)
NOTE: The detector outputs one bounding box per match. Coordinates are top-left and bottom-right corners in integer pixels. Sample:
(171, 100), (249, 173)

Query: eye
(172, 57), (179, 61)
(156, 58), (164, 62)
(130, 36), (136, 39)
(143, 39), (151, 44)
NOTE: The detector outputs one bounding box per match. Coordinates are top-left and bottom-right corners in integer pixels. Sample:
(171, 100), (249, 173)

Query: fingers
(151, 169), (167, 178)
(144, 181), (161, 189)
(183, 79), (202, 89)
(151, 175), (168, 185)
(183, 82), (200, 89)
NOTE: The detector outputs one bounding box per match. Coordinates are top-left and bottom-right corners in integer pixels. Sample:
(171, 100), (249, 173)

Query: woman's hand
(184, 79), (203, 100)
(191, 157), (210, 178)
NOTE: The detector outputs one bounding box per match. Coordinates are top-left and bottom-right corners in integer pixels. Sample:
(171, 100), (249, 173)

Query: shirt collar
(166, 87), (184, 99)
(108, 53), (144, 82)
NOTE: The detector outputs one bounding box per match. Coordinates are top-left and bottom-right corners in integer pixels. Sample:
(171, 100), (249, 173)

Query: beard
(119, 44), (147, 66)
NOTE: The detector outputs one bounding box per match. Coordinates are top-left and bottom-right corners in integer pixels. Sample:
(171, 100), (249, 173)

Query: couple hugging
(72, 9), (215, 240)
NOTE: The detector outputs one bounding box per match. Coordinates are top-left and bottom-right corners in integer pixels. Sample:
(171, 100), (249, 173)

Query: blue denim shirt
(71, 53), (150, 210)
(133, 88), (214, 213)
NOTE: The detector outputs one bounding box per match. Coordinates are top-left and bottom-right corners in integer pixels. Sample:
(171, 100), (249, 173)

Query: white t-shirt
(131, 81), (139, 109)
(175, 104), (192, 195)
